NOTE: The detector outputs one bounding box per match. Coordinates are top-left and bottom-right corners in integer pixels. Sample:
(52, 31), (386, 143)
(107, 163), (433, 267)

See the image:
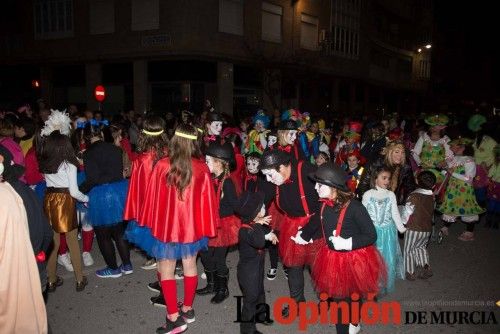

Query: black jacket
(81, 141), (123, 193)
(356, 156), (416, 205)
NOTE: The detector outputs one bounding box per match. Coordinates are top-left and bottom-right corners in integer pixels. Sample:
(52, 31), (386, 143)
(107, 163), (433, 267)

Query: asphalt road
(47, 223), (500, 334)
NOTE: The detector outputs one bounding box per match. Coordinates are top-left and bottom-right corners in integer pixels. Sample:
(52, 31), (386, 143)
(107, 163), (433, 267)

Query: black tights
(94, 222), (131, 270)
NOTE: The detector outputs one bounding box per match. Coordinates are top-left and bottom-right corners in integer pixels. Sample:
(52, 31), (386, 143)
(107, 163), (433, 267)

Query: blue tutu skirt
(34, 181), (47, 201)
(125, 221), (208, 260)
(89, 179), (128, 227)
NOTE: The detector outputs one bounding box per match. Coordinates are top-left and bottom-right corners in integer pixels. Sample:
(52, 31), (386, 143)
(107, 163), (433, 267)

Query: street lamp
(425, 44), (432, 49)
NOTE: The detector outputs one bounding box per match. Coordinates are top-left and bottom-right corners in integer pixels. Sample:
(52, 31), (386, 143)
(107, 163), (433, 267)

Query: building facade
(0, 0), (433, 120)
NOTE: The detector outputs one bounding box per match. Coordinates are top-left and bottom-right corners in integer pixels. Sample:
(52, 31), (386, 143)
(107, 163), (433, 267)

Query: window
(131, 0), (159, 31)
(262, 2), (282, 43)
(219, 0), (244, 35)
(300, 13), (318, 50)
(331, 0), (361, 59)
(419, 60), (430, 79)
(34, 0), (73, 39)
(89, 0), (114, 34)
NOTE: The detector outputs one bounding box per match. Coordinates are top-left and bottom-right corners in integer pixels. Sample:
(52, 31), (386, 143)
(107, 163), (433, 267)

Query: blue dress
(365, 197), (404, 294)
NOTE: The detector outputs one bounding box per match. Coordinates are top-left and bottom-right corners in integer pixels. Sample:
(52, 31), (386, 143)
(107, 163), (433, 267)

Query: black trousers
(287, 266), (305, 302)
(266, 231), (279, 269)
(329, 297), (362, 334)
(94, 222), (130, 269)
(238, 256), (266, 334)
(200, 246), (229, 275)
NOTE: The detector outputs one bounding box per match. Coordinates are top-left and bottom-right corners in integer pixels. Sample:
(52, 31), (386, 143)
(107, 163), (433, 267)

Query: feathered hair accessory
(40, 109), (72, 137)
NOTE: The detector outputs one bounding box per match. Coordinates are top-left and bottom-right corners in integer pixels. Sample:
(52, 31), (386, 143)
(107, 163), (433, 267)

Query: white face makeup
(285, 130), (297, 145)
(268, 135), (277, 147)
(315, 183), (332, 198)
(0, 162), (4, 176)
(209, 121), (223, 136)
(205, 155), (216, 174)
(246, 158), (260, 174)
(254, 120), (265, 132)
(262, 168), (285, 186)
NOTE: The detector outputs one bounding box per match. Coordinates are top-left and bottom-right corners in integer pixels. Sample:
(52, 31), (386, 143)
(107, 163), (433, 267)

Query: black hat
(0, 145), (25, 182)
(235, 191), (265, 223)
(205, 142), (234, 162)
(259, 150), (290, 170)
(308, 163), (349, 192)
(207, 112), (224, 122)
(278, 120), (298, 130)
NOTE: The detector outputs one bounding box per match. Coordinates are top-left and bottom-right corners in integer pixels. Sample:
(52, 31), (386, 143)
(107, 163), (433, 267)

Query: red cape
(123, 151), (155, 222)
(140, 157), (218, 243)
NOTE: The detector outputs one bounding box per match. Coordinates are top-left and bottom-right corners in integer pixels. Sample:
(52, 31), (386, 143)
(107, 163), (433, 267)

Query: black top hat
(308, 163), (349, 192)
(205, 142), (234, 162)
(207, 112), (224, 122)
(259, 150), (290, 170)
(278, 120), (298, 130)
(0, 145), (25, 182)
(235, 191), (265, 223)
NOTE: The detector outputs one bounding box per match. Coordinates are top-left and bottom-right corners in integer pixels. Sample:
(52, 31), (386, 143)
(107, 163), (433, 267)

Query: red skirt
(208, 215), (240, 247)
(311, 244), (387, 298)
(268, 201), (284, 231)
(279, 215), (323, 267)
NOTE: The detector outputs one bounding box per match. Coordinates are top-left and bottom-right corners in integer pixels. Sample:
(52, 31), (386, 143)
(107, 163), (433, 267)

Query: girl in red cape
(138, 124), (218, 334)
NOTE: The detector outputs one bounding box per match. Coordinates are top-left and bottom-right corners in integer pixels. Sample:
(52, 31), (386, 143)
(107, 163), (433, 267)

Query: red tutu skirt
(268, 201), (284, 231)
(208, 215), (240, 247)
(279, 215), (322, 267)
(311, 244), (387, 298)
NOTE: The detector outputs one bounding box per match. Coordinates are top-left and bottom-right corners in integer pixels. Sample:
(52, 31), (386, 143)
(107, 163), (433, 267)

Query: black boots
(196, 271), (215, 295)
(210, 274), (229, 304)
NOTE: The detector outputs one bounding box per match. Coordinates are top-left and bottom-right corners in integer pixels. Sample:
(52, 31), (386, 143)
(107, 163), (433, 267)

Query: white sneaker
(349, 323), (361, 334)
(82, 252), (94, 267)
(57, 253), (74, 272)
(200, 272), (206, 280)
(141, 259), (157, 270)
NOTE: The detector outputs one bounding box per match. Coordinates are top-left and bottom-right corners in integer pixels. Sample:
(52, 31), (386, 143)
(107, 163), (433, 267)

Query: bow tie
(319, 199), (335, 207)
(247, 175), (257, 182)
(204, 135), (216, 143)
(278, 145), (292, 153)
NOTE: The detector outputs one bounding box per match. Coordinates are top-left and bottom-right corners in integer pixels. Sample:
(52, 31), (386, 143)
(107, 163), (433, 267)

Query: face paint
(205, 155), (215, 174)
(268, 135), (277, 147)
(254, 120), (265, 132)
(262, 168), (285, 186)
(246, 158), (260, 174)
(315, 183), (332, 198)
(285, 130), (297, 145)
(209, 121), (223, 136)
(0, 162), (4, 176)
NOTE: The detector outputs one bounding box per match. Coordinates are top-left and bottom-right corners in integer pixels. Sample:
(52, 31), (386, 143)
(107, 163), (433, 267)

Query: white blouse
(44, 162), (88, 203)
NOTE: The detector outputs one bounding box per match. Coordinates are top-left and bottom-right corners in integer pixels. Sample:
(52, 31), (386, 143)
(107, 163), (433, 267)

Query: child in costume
(486, 145), (500, 229)
(276, 119), (305, 163)
(123, 116), (169, 305)
(362, 165), (406, 294)
(197, 142), (240, 304)
(81, 121), (131, 278)
(137, 124), (218, 334)
(305, 163), (386, 334)
(203, 112), (224, 149)
(334, 121), (363, 169)
(245, 110), (270, 154)
(344, 149), (365, 193)
(412, 114), (453, 185)
(402, 171), (436, 280)
(235, 191), (277, 334)
(438, 137), (485, 241)
(39, 110), (88, 292)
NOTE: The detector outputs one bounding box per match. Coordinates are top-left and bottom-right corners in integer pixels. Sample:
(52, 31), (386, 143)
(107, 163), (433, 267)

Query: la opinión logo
(235, 292), (401, 331)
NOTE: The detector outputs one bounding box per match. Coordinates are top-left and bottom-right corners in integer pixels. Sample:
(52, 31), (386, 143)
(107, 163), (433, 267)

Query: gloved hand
(291, 229), (312, 245)
(328, 230), (353, 250)
(265, 231), (279, 245)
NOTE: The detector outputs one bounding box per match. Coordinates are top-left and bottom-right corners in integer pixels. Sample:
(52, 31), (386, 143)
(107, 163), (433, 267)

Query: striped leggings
(403, 230), (431, 274)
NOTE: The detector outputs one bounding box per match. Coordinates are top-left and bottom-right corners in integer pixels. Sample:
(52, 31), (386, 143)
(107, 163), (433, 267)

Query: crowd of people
(0, 100), (498, 334)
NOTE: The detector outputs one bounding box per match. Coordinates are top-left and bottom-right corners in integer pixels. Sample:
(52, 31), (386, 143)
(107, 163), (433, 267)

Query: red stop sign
(94, 85), (106, 102)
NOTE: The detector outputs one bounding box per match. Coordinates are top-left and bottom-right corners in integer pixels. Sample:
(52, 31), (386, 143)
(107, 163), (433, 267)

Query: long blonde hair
(382, 140), (406, 167)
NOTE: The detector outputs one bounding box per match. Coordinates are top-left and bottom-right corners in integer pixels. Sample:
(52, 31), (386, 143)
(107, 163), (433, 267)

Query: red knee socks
(58, 233), (68, 255)
(160, 279), (178, 317)
(82, 230), (94, 252)
(183, 275), (198, 308)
